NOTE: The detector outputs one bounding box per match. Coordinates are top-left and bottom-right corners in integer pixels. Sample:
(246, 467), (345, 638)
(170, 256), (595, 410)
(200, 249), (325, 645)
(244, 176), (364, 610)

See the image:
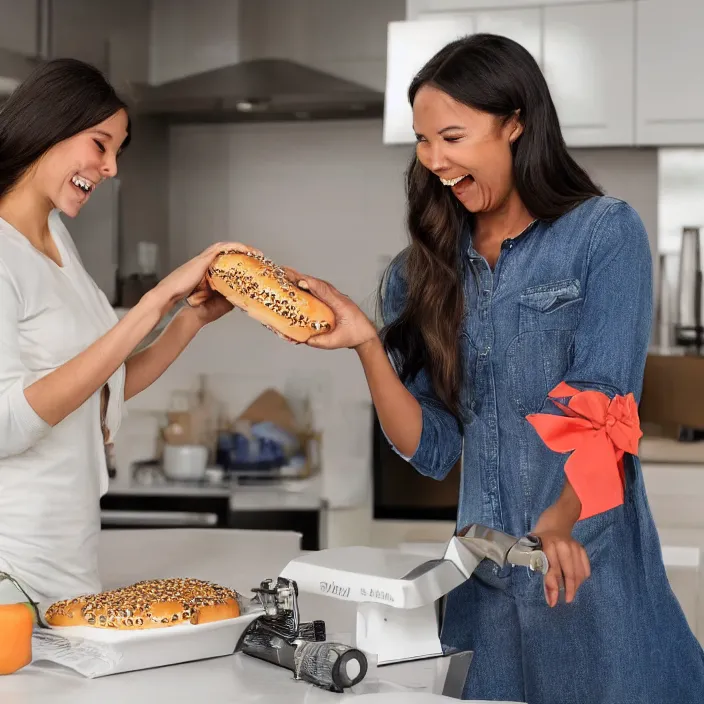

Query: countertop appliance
(280, 524), (548, 676)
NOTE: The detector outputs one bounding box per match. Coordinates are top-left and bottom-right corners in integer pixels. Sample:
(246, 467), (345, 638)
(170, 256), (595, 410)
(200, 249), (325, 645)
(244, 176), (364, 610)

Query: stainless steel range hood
(133, 58), (385, 123)
(1, 0), (386, 122)
(132, 0), (386, 124)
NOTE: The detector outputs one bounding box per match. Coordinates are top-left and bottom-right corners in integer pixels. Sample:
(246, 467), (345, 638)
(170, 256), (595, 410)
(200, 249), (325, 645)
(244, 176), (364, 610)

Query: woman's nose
(101, 155), (118, 179)
(428, 142), (451, 174)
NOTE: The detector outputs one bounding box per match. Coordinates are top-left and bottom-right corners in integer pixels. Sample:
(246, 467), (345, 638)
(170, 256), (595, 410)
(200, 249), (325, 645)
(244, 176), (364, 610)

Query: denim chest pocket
(507, 280), (583, 416)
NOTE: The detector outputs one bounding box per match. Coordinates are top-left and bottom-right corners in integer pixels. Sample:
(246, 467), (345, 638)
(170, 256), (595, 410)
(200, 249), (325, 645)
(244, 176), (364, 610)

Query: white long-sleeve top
(0, 211), (124, 604)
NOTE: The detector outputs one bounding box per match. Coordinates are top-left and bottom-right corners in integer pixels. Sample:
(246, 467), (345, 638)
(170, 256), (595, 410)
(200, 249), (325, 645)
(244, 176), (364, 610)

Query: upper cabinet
(384, 16), (476, 144)
(384, 9), (540, 144)
(384, 1), (635, 146)
(543, 1), (635, 147)
(407, 0), (627, 19)
(0, 0), (37, 57)
(0, 0), (150, 88)
(636, 0), (704, 145)
(473, 9), (541, 61)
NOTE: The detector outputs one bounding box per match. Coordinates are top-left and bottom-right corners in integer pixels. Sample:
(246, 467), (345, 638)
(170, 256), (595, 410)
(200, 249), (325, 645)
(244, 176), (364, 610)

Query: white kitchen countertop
(0, 658), (505, 704)
(228, 478), (324, 511)
(0, 654), (330, 704)
(106, 475), (324, 511)
(107, 479), (232, 497)
(639, 435), (704, 465)
(0, 529), (490, 704)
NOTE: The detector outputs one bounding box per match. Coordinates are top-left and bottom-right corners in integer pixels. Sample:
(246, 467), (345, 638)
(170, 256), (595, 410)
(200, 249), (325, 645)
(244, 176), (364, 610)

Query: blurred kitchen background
(2, 0), (704, 640)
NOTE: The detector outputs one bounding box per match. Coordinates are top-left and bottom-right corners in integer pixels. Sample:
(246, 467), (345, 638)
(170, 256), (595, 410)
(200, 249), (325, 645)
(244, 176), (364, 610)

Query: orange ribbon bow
(526, 382), (642, 520)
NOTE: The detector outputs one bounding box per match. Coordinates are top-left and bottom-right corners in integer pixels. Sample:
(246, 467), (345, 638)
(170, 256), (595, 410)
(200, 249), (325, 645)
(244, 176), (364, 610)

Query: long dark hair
(0, 58), (131, 200)
(381, 34), (602, 418)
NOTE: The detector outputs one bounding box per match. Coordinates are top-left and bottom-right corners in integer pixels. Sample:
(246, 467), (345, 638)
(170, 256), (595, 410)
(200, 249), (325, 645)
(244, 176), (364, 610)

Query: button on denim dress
(382, 196), (704, 703)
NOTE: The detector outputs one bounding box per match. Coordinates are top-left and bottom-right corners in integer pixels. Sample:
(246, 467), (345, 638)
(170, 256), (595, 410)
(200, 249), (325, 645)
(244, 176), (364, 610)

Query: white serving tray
(31, 609), (261, 678)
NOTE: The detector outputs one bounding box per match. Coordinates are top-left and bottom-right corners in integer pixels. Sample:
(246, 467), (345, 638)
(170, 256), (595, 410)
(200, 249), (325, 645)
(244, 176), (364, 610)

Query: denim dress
(382, 196), (704, 703)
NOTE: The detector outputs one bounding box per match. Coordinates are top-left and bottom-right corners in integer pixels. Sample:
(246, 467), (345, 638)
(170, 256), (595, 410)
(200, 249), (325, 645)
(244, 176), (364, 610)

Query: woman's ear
(508, 109), (524, 144)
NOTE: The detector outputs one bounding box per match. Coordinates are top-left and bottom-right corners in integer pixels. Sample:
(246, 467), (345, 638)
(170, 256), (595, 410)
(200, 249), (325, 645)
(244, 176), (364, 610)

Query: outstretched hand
(283, 268), (378, 350)
(175, 242), (262, 327)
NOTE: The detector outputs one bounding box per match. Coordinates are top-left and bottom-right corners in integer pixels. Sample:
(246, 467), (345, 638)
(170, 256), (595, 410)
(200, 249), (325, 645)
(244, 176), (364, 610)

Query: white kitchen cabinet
(543, 1), (635, 146)
(473, 9), (542, 64)
(0, 0), (37, 56)
(642, 461), (704, 643)
(383, 17), (476, 144)
(411, 8), (542, 63)
(637, 0), (704, 145)
(383, 9), (541, 144)
(407, 0), (625, 20)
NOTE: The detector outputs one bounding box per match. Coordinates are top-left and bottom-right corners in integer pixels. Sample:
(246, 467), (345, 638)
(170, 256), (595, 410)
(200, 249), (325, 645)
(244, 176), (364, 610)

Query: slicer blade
(442, 536), (486, 580)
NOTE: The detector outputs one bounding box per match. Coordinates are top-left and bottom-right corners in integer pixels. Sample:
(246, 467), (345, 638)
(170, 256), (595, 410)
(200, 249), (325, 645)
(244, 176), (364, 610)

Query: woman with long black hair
(0, 58), (253, 605)
(285, 34), (704, 703)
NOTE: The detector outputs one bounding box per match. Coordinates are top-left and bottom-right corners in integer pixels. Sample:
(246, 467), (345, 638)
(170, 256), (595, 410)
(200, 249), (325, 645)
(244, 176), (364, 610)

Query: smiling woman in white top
(0, 58), (253, 606)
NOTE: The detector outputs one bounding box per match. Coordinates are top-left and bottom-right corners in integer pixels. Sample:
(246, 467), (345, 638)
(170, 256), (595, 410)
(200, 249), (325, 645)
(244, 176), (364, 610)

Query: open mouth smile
(71, 174), (96, 196)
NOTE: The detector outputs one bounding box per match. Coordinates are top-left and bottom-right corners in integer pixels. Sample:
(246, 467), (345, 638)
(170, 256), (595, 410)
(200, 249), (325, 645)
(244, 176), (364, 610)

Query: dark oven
(372, 409), (461, 522)
(99, 492), (321, 550)
(99, 494), (231, 530)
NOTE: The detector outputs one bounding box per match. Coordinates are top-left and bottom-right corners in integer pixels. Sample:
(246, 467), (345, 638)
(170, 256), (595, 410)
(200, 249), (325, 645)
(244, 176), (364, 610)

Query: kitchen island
(0, 619), (476, 703)
(0, 651), (354, 704)
(0, 528), (493, 703)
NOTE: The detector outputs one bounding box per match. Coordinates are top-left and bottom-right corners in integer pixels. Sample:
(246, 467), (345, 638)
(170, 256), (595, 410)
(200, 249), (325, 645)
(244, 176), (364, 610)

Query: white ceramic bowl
(162, 444), (208, 481)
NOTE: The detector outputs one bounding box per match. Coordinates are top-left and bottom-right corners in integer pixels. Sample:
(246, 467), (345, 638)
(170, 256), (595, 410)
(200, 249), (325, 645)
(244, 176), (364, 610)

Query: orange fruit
(0, 603), (34, 675)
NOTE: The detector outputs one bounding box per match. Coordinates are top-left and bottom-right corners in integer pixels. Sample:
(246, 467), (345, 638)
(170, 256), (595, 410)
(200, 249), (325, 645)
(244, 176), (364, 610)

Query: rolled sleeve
(562, 200), (653, 400)
(379, 253), (463, 480)
(0, 263), (51, 458)
(530, 201), (652, 517)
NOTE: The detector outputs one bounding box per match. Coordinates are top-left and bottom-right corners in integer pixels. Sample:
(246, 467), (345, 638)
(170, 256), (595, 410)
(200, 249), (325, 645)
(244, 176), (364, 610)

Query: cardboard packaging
(640, 354), (704, 437)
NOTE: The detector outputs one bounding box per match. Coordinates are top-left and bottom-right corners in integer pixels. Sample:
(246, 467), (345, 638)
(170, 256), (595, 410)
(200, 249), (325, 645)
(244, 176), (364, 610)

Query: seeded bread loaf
(45, 578), (241, 630)
(206, 250), (335, 343)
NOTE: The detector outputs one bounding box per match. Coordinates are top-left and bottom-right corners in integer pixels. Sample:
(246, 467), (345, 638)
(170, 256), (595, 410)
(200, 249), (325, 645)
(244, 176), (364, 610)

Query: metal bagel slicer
(277, 523), (549, 693)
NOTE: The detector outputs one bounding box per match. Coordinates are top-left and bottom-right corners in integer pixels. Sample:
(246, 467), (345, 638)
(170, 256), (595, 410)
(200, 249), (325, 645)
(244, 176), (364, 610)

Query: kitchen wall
(112, 0), (662, 514)
(571, 147), (658, 257)
(117, 116), (170, 279)
(115, 117), (659, 511)
(119, 119), (411, 509)
(149, 0), (242, 85)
